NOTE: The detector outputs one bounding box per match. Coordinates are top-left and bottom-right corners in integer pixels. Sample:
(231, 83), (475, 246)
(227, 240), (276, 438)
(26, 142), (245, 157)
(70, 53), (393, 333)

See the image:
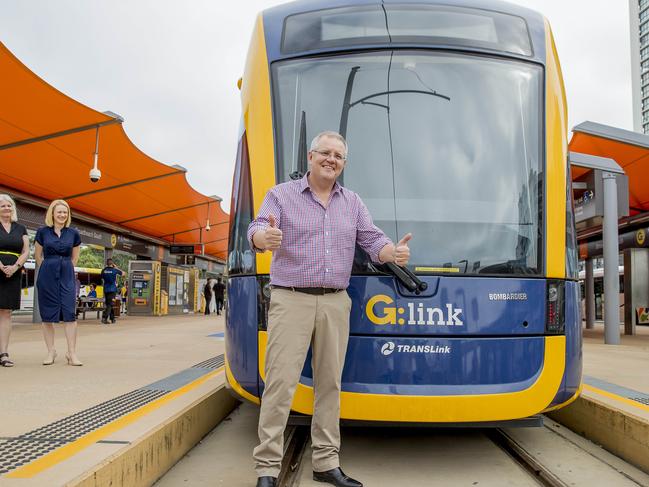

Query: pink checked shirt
(247, 174), (392, 289)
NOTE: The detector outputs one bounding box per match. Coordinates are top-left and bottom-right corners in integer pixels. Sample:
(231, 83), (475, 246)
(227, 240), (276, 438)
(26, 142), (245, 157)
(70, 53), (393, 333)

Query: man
(203, 279), (213, 315)
(87, 283), (97, 298)
(212, 277), (225, 315)
(100, 258), (123, 324)
(248, 131), (412, 487)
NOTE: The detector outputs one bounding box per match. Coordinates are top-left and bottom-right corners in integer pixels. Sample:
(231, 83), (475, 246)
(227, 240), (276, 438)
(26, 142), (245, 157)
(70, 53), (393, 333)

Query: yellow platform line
(6, 367), (225, 479)
(583, 383), (649, 414)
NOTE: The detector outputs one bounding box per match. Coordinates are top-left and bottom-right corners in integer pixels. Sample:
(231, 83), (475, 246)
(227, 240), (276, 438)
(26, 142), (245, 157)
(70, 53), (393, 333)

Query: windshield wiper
(339, 66), (361, 139)
(290, 110), (308, 180)
(383, 262), (428, 294)
(338, 67), (450, 139)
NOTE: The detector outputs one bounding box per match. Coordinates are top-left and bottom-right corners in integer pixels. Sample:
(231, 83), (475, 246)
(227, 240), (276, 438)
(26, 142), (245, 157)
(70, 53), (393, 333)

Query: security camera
(89, 167), (102, 183)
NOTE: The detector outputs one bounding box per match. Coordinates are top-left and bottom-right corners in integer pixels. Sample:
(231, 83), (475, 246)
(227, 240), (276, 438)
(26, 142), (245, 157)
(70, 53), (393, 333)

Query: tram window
(282, 4), (532, 56)
(566, 159), (579, 279)
(228, 132), (256, 276)
(272, 51), (542, 276)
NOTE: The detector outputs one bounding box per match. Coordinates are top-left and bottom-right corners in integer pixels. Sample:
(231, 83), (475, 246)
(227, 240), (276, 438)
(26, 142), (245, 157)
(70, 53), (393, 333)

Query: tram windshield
(272, 51), (543, 276)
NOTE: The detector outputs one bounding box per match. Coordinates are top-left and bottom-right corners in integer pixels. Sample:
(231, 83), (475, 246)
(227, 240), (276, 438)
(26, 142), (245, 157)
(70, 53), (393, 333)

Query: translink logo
(380, 341), (451, 356)
(365, 295), (464, 326)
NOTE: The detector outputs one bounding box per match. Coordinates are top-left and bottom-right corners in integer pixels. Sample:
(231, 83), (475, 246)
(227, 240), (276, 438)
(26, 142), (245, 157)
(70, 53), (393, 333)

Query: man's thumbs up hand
(264, 214), (283, 250)
(395, 233), (412, 266)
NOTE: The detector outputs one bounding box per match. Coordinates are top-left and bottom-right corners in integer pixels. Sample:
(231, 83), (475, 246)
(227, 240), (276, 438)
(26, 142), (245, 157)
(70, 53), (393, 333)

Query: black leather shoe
(313, 467), (362, 487)
(256, 476), (277, 487)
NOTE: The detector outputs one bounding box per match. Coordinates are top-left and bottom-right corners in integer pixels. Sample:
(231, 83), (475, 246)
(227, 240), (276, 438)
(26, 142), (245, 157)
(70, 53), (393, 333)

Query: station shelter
(570, 121), (649, 338)
(0, 41), (229, 316)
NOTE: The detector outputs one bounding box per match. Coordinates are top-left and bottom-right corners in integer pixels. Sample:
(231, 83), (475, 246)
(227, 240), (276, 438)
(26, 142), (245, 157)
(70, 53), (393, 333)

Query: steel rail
(488, 429), (569, 487)
(277, 426), (309, 487)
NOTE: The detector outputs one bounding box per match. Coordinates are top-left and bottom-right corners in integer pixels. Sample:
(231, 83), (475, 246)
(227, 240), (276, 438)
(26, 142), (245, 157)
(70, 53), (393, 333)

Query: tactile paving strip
(192, 355), (225, 370)
(584, 375), (649, 407)
(0, 354), (224, 475)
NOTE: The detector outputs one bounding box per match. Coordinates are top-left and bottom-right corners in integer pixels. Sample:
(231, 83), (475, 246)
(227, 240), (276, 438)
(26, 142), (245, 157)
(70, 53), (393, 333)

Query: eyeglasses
(311, 149), (347, 162)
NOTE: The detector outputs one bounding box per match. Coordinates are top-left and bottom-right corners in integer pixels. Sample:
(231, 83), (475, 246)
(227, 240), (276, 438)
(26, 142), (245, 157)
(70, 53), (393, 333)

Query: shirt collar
(300, 172), (343, 195)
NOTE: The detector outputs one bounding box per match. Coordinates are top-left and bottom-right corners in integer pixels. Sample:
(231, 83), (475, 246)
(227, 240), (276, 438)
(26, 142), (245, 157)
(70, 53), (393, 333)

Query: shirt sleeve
(116, 269), (123, 276)
(247, 189), (282, 253)
(35, 227), (44, 246)
(355, 197), (392, 263)
(72, 228), (81, 247)
(19, 224), (27, 237)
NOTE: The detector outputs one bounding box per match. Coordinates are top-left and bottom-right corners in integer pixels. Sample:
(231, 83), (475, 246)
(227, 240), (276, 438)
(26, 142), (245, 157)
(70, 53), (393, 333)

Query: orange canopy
(0, 42), (228, 260)
(570, 121), (649, 216)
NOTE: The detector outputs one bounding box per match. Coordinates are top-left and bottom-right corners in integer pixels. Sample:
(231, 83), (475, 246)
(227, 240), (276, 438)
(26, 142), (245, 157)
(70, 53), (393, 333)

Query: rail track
(156, 404), (649, 487)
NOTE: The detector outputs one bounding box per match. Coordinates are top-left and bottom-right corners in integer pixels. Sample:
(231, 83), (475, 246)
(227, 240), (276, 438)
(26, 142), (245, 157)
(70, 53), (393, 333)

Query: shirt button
(326, 268), (329, 272)
(326, 250), (329, 254)
(326, 232), (329, 236)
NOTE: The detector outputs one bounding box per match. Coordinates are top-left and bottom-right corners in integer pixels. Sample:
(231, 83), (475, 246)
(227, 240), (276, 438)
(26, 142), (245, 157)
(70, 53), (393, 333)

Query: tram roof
(262, 0), (547, 64)
(570, 121), (649, 216)
(0, 42), (228, 260)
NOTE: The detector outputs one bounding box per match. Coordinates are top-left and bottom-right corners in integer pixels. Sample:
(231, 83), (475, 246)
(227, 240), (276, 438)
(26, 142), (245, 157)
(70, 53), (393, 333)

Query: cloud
(0, 0), (634, 211)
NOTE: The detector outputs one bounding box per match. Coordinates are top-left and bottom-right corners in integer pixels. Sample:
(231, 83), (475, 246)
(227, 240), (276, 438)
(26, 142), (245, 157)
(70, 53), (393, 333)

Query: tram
(226, 0), (581, 423)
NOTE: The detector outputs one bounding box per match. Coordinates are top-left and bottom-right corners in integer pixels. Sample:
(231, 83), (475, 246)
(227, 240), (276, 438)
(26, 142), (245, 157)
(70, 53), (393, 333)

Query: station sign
(578, 227), (649, 259)
(573, 169), (629, 228)
(169, 244), (197, 255)
(75, 222), (113, 248)
(115, 234), (156, 257)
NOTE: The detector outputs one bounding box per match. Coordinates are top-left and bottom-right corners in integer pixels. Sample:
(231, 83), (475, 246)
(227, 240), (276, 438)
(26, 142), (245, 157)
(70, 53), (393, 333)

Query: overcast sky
(0, 1), (634, 211)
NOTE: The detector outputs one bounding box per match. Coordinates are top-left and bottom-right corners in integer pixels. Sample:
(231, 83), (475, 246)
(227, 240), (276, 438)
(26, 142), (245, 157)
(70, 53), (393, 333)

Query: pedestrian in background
(203, 278), (213, 315)
(0, 194), (29, 367)
(87, 283), (97, 298)
(213, 277), (225, 316)
(100, 258), (123, 324)
(35, 199), (83, 366)
(121, 282), (128, 312)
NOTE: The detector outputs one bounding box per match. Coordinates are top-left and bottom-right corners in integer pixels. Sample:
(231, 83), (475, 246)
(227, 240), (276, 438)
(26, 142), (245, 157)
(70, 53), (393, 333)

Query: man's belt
(272, 285), (344, 295)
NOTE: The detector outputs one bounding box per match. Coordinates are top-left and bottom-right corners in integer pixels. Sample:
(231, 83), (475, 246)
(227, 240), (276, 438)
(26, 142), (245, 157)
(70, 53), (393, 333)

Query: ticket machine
(128, 261), (163, 315)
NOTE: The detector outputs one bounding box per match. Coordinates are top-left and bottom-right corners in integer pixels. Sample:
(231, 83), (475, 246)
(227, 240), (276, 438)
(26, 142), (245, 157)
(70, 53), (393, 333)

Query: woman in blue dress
(35, 200), (83, 366)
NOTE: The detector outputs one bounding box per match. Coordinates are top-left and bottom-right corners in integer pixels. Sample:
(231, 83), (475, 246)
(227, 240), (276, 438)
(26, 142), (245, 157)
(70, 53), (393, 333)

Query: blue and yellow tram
(226, 0), (581, 423)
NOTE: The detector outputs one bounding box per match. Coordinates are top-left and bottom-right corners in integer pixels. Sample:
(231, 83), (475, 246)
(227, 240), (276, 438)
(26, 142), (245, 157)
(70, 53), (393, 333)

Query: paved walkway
(2, 313), (224, 437)
(583, 323), (649, 396)
(1, 313), (227, 486)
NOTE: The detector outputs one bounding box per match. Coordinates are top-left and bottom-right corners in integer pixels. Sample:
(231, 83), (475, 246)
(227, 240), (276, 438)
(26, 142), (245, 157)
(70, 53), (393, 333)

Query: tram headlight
(546, 280), (565, 334)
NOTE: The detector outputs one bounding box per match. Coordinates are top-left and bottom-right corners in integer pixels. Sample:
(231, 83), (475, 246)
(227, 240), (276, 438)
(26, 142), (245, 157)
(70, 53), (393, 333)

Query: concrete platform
(0, 313), (237, 486)
(548, 322), (649, 475)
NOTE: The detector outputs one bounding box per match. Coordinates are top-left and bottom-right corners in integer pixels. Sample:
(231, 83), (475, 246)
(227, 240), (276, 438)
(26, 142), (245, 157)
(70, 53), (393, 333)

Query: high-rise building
(630, 0), (649, 132)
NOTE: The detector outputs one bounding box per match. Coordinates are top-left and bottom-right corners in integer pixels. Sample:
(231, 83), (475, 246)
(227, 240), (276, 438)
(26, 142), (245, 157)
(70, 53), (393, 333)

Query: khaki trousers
(253, 288), (352, 477)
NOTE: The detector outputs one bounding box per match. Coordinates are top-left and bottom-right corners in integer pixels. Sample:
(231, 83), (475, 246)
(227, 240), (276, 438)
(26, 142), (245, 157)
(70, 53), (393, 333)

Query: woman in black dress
(35, 199), (83, 366)
(0, 194), (30, 367)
